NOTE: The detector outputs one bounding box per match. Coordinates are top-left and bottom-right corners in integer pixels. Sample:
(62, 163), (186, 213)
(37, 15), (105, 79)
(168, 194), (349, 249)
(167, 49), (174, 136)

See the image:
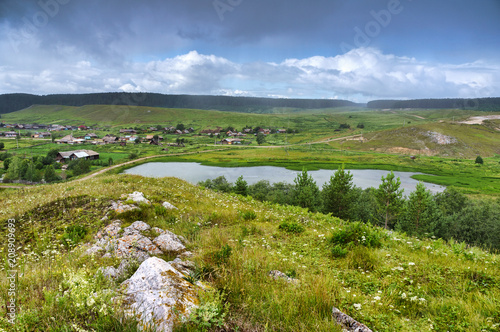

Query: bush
(331, 244), (348, 258)
(61, 225), (88, 248)
(475, 156), (484, 164)
(180, 289), (229, 331)
(278, 221), (305, 234)
(211, 244), (232, 266)
(239, 210), (257, 221)
(330, 221), (382, 248)
(346, 246), (379, 271)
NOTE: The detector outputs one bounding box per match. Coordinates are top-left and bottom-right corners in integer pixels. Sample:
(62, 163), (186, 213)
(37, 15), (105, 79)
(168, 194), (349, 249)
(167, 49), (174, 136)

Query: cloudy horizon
(1, 0), (499, 103)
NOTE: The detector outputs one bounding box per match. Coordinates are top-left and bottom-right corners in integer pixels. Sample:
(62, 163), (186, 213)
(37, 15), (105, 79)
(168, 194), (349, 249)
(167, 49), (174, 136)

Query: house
(220, 138), (242, 145)
(78, 125), (88, 131)
(55, 135), (80, 144)
(102, 135), (119, 144)
(149, 127), (158, 131)
(84, 133), (98, 140)
(277, 129), (287, 134)
(175, 130), (183, 135)
(55, 150), (100, 163)
(258, 128), (271, 135)
(243, 128), (252, 133)
(31, 132), (51, 139)
(119, 129), (137, 135)
(4, 131), (17, 138)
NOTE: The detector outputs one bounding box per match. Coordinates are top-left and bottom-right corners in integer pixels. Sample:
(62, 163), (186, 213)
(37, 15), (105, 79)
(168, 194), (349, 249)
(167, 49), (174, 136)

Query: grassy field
(0, 174), (499, 331)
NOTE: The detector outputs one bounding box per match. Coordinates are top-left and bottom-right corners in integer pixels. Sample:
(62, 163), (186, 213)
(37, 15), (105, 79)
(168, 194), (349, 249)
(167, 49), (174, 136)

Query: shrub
(278, 221), (305, 234)
(211, 244), (232, 266)
(180, 289), (229, 331)
(330, 221), (382, 248)
(346, 246), (379, 271)
(239, 210), (257, 221)
(331, 244), (348, 258)
(475, 156), (484, 164)
(61, 225), (88, 248)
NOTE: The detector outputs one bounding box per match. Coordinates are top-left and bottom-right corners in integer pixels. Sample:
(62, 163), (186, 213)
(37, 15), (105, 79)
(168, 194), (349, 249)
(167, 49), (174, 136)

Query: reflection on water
(123, 162), (445, 194)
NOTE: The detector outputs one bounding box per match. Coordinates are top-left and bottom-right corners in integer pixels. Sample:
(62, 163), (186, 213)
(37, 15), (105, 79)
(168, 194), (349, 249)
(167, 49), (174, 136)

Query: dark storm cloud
(0, 0), (499, 100)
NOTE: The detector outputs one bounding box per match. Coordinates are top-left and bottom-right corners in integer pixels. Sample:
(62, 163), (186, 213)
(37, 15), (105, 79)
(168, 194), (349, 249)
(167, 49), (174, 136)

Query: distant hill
(367, 97), (500, 111)
(0, 92), (358, 115)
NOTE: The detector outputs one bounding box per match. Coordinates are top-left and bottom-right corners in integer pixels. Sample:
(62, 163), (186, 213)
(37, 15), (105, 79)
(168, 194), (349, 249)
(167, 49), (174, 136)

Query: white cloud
(0, 48), (498, 102)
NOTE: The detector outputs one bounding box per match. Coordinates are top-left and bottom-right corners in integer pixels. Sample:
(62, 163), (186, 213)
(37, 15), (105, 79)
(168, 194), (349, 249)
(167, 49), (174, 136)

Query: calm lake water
(123, 162), (445, 194)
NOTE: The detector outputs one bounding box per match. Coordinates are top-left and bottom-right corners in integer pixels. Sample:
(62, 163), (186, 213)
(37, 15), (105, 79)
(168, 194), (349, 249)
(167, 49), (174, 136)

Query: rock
(100, 266), (118, 280)
(96, 220), (122, 239)
(123, 221), (151, 236)
(124, 191), (151, 205)
(85, 245), (104, 256)
(332, 307), (373, 332)
(268, 270), (298, 284)
(154, 231), (186, 254)
(162, 201), (178, 210)
(152, 227), (166, 235)
(177, 251), (193, 259)
(120, 257), (199, 332)
(116, 234), (163, 260)
(111, 201), (138, 214)
(170, 258), (196, 275)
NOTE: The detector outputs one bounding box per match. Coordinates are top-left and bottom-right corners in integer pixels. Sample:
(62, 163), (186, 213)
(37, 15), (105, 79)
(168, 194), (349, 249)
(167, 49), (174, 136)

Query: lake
(123, 162), (446, 194)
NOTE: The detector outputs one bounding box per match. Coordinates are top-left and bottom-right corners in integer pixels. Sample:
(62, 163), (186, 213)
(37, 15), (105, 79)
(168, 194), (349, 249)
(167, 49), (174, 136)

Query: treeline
(0, 93), (356, 115)
(367, 97), (500, 111)
(200, 169), (500, 251)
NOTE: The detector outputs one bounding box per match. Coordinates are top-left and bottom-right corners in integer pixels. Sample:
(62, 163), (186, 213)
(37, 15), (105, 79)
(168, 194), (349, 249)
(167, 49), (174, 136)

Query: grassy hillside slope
(2, 105), (486, 133)
(1, 175), (499, 331)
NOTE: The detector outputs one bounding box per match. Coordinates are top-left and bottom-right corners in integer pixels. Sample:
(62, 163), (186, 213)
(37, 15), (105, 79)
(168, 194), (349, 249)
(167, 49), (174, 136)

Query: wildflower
(401, 293), (407, 299)
(374, 296), (381, 301)
(353, 303), (361, 310)
(408, 262), (415, 266)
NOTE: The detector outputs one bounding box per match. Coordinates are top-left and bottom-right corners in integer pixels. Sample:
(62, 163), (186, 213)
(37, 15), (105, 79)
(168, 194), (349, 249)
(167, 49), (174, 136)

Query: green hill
(1, 174), (499, 331)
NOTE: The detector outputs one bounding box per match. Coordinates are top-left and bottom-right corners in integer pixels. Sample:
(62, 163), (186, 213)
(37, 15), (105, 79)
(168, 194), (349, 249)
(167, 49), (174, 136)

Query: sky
(1, 0), (499, 102)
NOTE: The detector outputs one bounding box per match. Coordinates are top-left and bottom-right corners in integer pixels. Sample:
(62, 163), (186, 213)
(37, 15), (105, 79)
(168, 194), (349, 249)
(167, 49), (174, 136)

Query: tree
(376, 171), (404, 229)
(292, 169), (321, 212)
(475, 156), (484, 164)
(44, 165), (60, 183)
(398, 182), (439, 236)
(135, 137), (142, 144)
(234, 175), (248, 196)
(152, 134), (159, 143)
(322, 166), (355, 220)
(108, 157), (114, 166)
(176, 123), (185, 131)
(0, 142), (4, 150)
(256, 132), (266, 145)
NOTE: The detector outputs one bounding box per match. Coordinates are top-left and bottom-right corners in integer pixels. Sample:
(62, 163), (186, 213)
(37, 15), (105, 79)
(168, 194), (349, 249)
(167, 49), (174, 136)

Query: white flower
(353, 303), (362, 310)
(374, 296), (381, 301)
(408, 262), (415, 266)
(401, 293), (407, 299)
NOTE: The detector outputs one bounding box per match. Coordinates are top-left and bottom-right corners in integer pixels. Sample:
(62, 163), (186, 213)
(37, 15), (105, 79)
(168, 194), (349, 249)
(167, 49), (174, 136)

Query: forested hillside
(0, 93), (357, 115)
(367, 98), (500, 111)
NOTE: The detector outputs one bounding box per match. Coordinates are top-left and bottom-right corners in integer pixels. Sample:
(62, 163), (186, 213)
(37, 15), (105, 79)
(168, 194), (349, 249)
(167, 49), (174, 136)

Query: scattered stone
(268, 270), (298, 284)
(120, 257), (199, 332)
(154, 231), (186, 254)
(162, 201), (178, 210)
(96, 220), (122, 239)
(110, 201), (138, 214)
(123, 191), (151, 205)
(123, 220), (151, 236)
(116, 234), (163, 259)
(332, 307), (373, 332)
(85, 245), (104, 256)
(100, 266), (119, 280)
(151, 227), (166, 235)
(177, 251), (193, 259)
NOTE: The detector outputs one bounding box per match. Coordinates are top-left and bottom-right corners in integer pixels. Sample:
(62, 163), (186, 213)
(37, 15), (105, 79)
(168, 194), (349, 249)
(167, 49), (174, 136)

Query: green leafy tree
(398, 182), (439, 236)
(44, 165), (60, 182)
(0, 142), (4, 150)
(475, 156), (484, 164)
(256, 132), (266, 145)
(108, 157), (114, 166)
(322, 166), (355, 220)
(176, 123), (185, 131)
(376, 171), (404, 229)
(4, 156), (22, 180)
(292, 169), (321, 212)
(234, 175), (248, 196)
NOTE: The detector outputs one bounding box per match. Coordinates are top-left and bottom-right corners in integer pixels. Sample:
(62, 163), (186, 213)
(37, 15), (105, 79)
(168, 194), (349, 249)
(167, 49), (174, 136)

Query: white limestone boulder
(120, 257), (199, 332)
